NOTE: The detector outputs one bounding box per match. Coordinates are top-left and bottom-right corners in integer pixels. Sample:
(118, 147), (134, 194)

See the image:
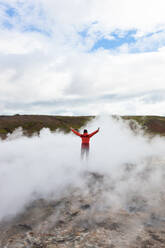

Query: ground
(1, 161), (165, 248)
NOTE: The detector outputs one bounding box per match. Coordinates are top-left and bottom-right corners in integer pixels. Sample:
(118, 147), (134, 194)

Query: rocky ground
(1, 160), (165, 248)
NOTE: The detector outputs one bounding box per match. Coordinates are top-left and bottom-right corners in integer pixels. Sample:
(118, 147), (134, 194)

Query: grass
(122, 115), (165, 136)
(0, 128), (8, 134)
(0, 115), (93, 138)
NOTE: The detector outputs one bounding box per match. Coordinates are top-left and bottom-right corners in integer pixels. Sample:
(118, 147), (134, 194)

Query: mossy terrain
(0, 115), (165, 139)
(0, 115), (93, 139)
(122, 115), (165, 136)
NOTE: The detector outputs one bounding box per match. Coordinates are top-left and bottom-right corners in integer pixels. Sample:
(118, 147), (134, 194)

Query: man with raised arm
(70, 127), (100, 159)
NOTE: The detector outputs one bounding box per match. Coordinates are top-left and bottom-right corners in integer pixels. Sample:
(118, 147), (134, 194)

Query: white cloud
(39, 0), (165, 43)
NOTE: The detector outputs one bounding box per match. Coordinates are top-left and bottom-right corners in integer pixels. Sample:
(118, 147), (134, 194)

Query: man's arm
(89, 128), (100, 138)
(70, 127), (81, 137)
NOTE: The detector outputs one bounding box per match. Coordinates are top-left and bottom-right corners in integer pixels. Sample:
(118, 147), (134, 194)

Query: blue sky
(0, 1), (50, 35)
(79, 27), (165, 53)
(91, 30), (136, 51)
(6, 7), (17, 17)
(1, 2), (165, 53)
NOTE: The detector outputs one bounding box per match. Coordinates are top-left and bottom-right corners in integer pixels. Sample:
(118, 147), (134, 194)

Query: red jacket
(71, 128), (99, 144)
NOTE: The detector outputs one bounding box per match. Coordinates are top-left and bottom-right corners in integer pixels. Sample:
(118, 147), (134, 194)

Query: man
(70, 127), (100, 159)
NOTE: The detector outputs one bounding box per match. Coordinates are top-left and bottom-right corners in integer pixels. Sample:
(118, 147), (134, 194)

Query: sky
(0, 0), (165, 116)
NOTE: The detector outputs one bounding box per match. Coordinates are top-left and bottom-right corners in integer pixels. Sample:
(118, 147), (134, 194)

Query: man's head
(83, 129), (88, 133)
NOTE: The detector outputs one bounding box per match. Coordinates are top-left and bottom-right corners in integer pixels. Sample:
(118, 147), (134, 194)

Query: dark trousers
(81, 143), (89, 159)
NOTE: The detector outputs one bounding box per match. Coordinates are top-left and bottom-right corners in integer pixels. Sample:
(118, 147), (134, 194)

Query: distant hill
(123, 115), (165, 136)
(0, 115), (165, 139)
(0, 115), (92, 139)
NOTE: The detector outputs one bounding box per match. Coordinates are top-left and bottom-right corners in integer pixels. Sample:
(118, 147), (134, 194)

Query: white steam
(0, 116), (165, 221)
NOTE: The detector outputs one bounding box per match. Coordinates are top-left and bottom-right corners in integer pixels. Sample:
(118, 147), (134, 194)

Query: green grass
(0, 128), (8, 134)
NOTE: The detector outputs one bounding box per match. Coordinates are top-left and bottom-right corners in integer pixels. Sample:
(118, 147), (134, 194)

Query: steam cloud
(0, 116), (165, 221)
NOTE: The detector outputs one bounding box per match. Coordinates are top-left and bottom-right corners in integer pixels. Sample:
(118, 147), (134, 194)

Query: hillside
(0, 115), (165, 139)
(0, 115), (93, 139)
(123, 115), (165, 136)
